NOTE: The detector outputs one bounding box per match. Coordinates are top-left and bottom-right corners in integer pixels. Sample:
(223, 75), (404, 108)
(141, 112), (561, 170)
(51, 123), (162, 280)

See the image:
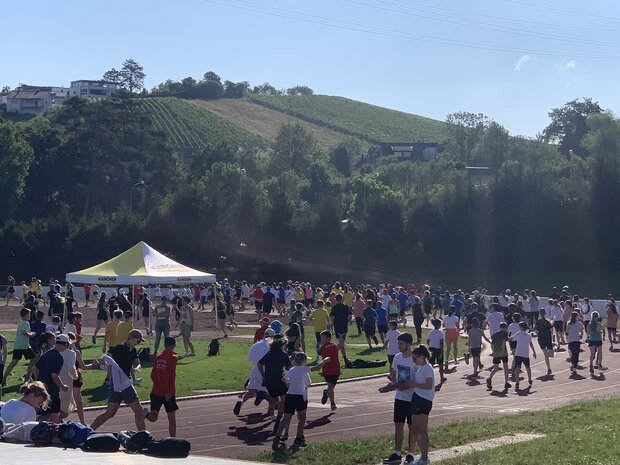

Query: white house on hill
(5, 87), (53, 114)
(70, 80), (119, 99)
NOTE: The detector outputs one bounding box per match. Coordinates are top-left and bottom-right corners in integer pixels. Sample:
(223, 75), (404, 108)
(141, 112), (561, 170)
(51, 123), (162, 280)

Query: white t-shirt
(581, 304), (592, 322)
(549, 306), (563, 322)
(512, 331), (532, 358)
(392, 352), (416, 401)
(413, 363), (435, 401)
(507, 322), (521, 338)
(566, 321), (585, 343)
(284, 365), (312, 399)
(443, 315), (459, 329)
(522, 298), (530, 313)
(0, 398), (37, 424)
(427, 329), (444, 349)
(248, 339), (270, 366)
(385, 329), (401, 356)
(241, 285), (251, 299)
(486, 312), (505, 335)
(498, 295), (510, 307)
(380, 293), (392, 309)
(63, 323), (77, 336)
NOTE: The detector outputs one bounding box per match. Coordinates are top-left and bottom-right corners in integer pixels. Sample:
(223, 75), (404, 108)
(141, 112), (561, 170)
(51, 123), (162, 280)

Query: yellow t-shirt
(105, 320), (120, 346)
(114, 320), (134, 346)
(32, 281), (41, 294)
(312, 307), (331, 333)
(343, 291), (354, 307)
(295, 289), (304, 302)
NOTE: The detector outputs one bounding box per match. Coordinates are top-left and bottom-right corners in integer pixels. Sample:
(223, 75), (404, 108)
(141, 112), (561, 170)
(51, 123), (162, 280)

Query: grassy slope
(249, 94), (447, 144)
(189, 99), (370, 152)
(255, 398), (620, 465)
(140, 97), (263, 150)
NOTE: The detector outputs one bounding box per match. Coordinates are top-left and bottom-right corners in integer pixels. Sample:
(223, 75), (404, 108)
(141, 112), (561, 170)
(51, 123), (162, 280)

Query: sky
(2, 0), (620, 137)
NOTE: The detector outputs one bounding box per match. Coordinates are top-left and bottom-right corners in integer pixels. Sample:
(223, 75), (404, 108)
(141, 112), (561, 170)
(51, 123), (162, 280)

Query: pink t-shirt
(353, 300), (365, 318)
(607, 308), (618, 328)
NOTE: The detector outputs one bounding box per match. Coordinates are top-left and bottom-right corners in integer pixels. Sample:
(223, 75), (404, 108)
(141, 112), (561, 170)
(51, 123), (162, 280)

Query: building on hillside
(5, 87), (53, 114)
(379, 142), (441, 161)
(70, 80), (119, 99)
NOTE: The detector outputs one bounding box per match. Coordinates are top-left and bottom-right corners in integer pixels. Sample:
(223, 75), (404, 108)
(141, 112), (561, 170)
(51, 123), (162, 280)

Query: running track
(83, 345), (620, 460)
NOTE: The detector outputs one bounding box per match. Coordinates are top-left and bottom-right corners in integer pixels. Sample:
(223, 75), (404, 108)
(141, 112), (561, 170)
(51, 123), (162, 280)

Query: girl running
(606, 302), (618, 350)
(565, 311), (584, 374)
(587, 311), (605, 374)
(92, 292), (109, 344)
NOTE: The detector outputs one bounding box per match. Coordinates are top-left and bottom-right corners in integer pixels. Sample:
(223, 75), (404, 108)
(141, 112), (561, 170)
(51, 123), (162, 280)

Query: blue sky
(2, 0), (619, 136)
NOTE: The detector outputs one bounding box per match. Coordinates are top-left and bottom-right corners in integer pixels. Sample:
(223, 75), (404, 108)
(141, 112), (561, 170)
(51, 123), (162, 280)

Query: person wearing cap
(272, 351), (330, 451)
(254, 317), (271, 343)
(234, 328), (276, 417)
(90, 329), (148, 431)
(32, 333), (70, 423)
(258, 333), (292, 433)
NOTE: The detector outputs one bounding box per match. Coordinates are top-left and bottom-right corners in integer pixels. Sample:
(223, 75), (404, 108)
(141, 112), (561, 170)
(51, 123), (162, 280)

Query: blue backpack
(58, 421), (93, 447)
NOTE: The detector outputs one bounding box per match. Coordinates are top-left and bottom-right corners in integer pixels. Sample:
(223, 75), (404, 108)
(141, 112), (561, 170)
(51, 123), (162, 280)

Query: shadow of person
(304, 412), (335, 430)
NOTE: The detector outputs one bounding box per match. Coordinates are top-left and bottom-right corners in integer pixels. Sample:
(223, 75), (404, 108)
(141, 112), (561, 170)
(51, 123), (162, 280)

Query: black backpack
(124, 430), (154, 453)
(138, 347), (151, 362)
(208, 338), (220, 356)
(81, 433), (120, 452)
(30, 421), (59, 445)
(146, 437), (191, 458)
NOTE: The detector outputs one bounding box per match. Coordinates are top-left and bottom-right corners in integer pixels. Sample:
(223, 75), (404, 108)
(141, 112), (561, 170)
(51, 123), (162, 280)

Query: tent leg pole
(214, 283), (219, 340)
(148, 285), (152, 353)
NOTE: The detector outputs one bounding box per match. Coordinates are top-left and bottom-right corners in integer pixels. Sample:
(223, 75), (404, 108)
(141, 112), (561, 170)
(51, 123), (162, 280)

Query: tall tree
(203, 71), (221, 83)
(543, 97), (602, 158)
(120, 59), (146, 94)
(102, 68), (123, 84)
(0, 120), (34, 214)
(445, 112), (489, 164)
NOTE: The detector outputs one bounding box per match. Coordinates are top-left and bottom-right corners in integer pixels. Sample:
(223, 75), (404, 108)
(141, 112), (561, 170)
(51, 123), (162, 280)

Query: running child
(587, 311), (605, 374)
(466, 318), (490, 378)
(272, 352), (329, 451)
(443, 306), (460, 369)
(146, 336), (179, 437)
(2, 308), (36, 387)
(258, 333), (292, 433)
(511, 322), (537, 390)
(319, 331), (340, 412)
(426, 319), (446, 382)
(535, 308), (554, 375)
(376, 300), (389, 345)
(606, 302), (618, 350)
(487, 322), (511, 391)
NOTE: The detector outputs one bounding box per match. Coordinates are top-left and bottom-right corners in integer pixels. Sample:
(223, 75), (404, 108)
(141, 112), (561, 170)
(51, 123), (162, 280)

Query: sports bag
(124, 430), (154, 453)
(58, 421), (93, 447)
(81, 432), (120, 452)
(351, 359), (387, 368)
(208, 338), (220, 356)
(30, 421), (59, 445)
(146, 437), (191, 458)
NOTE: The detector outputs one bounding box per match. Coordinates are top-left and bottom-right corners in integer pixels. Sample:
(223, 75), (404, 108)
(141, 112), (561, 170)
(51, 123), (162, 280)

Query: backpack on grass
(146, 437), (191, 458)
(58, 421), (93, 448)
(208, 338), (220, 356)
(81, 432), (120, 452)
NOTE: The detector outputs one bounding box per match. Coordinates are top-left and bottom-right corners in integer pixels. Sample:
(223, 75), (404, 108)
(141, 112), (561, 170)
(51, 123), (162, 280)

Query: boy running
(466, 318), (490, 378)
(535, 308), (554, 375)
(319, 331), (340, 412)
(426, 319), (446, 382)
(146, 336), (179, 437)
(272, 352), (329, 451)
(487, 322), (511, 391)
(511, 322), (537, 390)
(363, 300), (379, 349)
(2, 308), (36, 387)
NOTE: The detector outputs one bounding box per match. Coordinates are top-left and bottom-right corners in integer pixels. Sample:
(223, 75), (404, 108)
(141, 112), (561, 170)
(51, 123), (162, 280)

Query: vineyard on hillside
(140, 97), (264, 151)
(248, 94), (447, 144)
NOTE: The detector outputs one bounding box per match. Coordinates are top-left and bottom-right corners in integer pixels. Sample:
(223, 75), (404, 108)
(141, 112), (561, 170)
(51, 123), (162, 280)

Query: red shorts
(446, 328), (459, 342)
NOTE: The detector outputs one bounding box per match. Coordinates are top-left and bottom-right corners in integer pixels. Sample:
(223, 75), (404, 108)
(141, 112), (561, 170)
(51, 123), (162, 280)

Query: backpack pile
(120, 430), (191, 458)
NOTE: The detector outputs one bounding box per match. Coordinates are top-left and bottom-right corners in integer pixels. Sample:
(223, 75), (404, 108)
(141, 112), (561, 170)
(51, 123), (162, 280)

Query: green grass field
(249, 94), (447, 144)
(255, 398), (620, 465)
(1, 324), (441, 406)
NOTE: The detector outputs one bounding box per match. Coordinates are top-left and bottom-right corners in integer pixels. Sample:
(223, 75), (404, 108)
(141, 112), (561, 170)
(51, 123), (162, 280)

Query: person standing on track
(587, 311), (605, 374)
(566, 311), (584, 374)
(426, 319), (446, 383)
(408, 345), (436, 465)
(487, 322), (511, 391)
(606, 302), (618, 350)
(511, 322), (537, 390)
(329, 294), (352, 367)
(535, 308), (554, 375)
(363, 300), (379, 349)
(443, 306), (460, 370)
(384, 333), (416, 465)
(466, 318), (489, 378)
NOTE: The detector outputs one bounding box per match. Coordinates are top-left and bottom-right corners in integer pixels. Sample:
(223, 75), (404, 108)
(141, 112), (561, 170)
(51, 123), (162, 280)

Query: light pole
(129, 180), (144, 214)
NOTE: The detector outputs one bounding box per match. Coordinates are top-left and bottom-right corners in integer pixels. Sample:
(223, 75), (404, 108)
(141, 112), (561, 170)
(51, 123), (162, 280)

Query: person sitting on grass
(146, 336), (179, 437)
(272, 351), (329, 451)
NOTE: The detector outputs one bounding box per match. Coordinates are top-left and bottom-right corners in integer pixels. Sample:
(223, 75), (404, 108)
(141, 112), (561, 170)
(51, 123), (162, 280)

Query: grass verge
(254, 397), (620, 465)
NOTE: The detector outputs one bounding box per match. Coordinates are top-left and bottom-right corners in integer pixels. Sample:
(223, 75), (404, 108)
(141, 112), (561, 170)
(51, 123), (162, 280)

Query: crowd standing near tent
(1, 243), (620, 462)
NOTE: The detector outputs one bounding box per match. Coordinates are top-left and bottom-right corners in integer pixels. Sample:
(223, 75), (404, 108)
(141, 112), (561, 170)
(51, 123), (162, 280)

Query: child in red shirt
(147, 336), (179, 436)
(254, 317), (270, 343)
(319, 330), (341, 411)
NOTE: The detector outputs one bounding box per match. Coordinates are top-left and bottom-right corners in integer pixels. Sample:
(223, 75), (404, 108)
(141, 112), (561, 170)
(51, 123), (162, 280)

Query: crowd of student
(2, 278), (619, 464)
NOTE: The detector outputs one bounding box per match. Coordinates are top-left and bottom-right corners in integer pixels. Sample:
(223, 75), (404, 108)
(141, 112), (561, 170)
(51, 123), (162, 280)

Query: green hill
(140, 97), (263, 150)
(248, 94), (446, 143)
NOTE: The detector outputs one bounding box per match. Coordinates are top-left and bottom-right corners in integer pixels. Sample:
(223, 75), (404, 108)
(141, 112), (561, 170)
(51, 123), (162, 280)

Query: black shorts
(509, 341), (517, 350)
(335, 330), (347, 340)
(538, 339), (553, 350)
(323, 374), (339, 386)
(514, 356), (530, 368)
(393, 399), (412, 424)
(492, 356), (509, 365)
(73, 372), (84, 388)
(608, 327), (617, 332)
(429, 348), (443, 366)
(44, 391), (61, 414)
(97, 311), (109, 321)
(142, 308), (150, 318)
(363, 325), (376, 337)
(217, 311), (226, 320)
(12, 348), (36, 361)
(588, 340), (602, 347)
(470, 347), (482, 357)
(410, 393), (433, 416)
(284, 394), (307, 414)
(553, 321), (563, 331)
(266, 382), (288, 398)
(150, 394), (179, 413)
(424, 306), (432, 315)
(377, 325), (388, 334)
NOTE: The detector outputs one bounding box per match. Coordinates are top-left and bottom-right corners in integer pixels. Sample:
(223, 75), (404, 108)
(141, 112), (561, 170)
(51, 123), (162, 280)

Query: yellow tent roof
(65, 241), (215, 285)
